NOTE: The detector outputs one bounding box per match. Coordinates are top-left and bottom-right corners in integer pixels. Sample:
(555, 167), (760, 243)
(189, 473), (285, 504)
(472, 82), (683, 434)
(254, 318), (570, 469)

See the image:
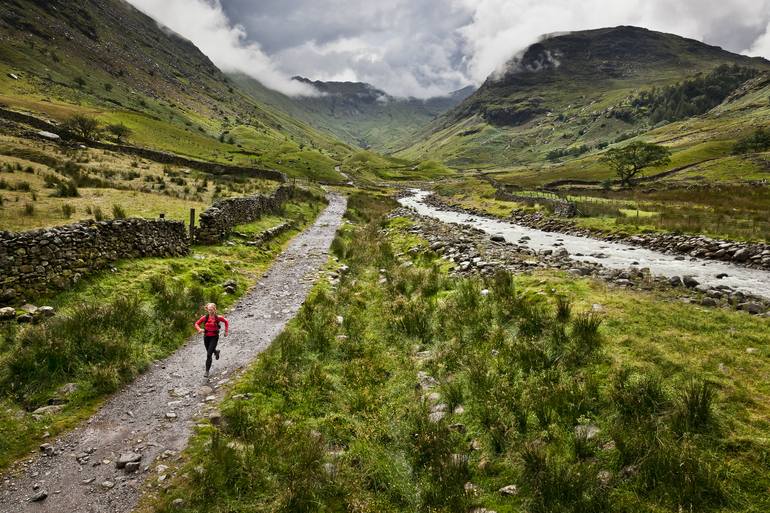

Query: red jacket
(195, 314), (229, 336)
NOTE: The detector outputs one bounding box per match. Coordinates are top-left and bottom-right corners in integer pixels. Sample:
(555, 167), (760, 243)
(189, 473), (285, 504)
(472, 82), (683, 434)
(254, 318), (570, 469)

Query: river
(399, 190), (770, 301)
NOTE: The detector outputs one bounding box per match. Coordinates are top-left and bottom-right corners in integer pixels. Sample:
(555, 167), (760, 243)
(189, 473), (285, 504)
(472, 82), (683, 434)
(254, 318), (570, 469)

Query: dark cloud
(129, 0), (770, 97)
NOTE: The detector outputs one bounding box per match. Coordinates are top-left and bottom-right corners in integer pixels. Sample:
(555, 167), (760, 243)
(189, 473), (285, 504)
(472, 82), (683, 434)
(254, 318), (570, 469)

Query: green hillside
(398, 26), (770, 170)
(232, 73), (473, 153)
(0, 0), (350, 182)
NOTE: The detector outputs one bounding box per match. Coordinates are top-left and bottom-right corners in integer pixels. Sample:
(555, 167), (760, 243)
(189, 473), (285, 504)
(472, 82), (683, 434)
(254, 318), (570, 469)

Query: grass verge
(0, 192), (327, 470)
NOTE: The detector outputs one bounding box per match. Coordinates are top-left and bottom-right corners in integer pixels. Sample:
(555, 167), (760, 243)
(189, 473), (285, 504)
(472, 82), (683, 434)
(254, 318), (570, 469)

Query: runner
(194, 303), (229, 377)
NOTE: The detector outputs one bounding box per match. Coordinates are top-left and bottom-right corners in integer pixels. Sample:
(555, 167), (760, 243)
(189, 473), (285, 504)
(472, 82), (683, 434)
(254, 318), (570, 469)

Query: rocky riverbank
(424, 194), (770, 272)
(390, 206), (770, 316)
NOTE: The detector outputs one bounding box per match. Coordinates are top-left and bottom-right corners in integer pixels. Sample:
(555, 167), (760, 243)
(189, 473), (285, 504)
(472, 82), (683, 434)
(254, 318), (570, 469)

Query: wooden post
(189, 208), (196, 240)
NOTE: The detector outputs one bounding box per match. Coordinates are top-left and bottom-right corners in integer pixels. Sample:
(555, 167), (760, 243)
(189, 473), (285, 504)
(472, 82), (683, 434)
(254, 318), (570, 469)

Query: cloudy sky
(128, 0), (770, 98)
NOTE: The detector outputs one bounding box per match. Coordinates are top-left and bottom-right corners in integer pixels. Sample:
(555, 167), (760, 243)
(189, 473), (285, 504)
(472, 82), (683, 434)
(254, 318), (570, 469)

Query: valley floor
(140, 192), (769, 513)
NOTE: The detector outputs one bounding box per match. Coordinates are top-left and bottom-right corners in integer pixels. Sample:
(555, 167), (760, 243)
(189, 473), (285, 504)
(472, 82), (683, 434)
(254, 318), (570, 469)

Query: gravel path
(0, 193), (347, 513)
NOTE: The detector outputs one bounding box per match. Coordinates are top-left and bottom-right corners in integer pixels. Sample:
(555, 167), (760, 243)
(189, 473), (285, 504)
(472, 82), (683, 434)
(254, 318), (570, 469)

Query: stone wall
(195, 185), (295, 244)
(494, 190), (578, 218)
(0, 219), (189, 305)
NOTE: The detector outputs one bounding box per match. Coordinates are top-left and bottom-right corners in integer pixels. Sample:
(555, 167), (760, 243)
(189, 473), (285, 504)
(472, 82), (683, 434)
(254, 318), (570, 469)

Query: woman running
(194, 303), (229, 377)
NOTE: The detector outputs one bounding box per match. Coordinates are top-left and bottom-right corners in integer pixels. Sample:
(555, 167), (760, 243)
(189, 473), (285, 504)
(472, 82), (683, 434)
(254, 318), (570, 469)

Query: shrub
(111, 204), (126, 219)
(61, 203), (75, 219)
(555, 295), (572, 323)
(23, 203), (34, 216)
(671, 379), (716, 434)
(611, 369), (668, 423)
(732, 127), (770, 154)
(15, 181), (32, 192)
(52, 179), (79, 198)
(93, 206), (104, 221)
(106, 123), (132, 143)
(62, 114), (100, 140)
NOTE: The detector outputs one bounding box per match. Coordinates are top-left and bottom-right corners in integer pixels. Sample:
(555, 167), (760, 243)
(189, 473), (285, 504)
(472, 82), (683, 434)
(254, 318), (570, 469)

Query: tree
(732, 128), (770, 154)
(106, 123), (132, 143)
(62, 114), (100, 140)
(600, 141), (671, 187)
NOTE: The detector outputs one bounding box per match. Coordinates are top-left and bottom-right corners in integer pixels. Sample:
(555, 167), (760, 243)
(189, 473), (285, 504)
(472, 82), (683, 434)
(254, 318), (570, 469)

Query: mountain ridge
(398, 25), (770, 169)
(231, 73), (474, 152)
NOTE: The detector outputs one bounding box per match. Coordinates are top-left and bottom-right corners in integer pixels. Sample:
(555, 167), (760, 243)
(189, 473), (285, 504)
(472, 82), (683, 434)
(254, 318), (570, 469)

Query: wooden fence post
(189, 208), (196, 240)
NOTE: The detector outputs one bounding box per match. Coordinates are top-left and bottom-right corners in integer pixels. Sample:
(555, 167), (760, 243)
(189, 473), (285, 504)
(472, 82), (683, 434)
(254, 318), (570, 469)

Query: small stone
(39, 443), (55, 456)
(499, 484), (519, 496)
(428, 411), (445, 423)
(17, 313), (33, 324)
(30, 490), (48, 502)
(172, 498), (185, 509)
(124, 461), (141, 473)
(682, 275), (699, 288)
(20, 304), (38, 315)
(738, 302), (763, 315)
(746, 347), (760, 355)
(101, 480), (115, 489)
(116, 452), (142, 469)
(38, 306), (55, 317)
(32, 404), (64, 416)
(575, 424), (600, 440)
(165, 412), (177, 419)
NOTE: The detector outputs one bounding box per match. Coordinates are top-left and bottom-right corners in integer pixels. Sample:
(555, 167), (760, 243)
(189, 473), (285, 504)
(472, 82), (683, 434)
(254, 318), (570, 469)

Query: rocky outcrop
(0, 219), (189, 305)
(195, 186), (295, 244)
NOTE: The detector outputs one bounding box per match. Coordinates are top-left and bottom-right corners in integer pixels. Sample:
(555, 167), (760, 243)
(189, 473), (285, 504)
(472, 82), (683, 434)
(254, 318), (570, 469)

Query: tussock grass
(148, 192), (767, 513)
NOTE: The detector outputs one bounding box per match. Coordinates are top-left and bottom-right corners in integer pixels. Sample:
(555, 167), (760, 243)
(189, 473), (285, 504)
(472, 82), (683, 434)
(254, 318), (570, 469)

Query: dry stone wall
(494, 190), (578, 217)
(195, 185), (295, 244)
(0, 219), (189, 305)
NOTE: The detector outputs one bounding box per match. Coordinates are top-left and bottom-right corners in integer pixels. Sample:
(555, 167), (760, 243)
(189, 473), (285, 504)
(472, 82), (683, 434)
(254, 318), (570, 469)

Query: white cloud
(127, 0), (318, 96)
(128, 0), (770, 98)
(458, 0), (770, 83)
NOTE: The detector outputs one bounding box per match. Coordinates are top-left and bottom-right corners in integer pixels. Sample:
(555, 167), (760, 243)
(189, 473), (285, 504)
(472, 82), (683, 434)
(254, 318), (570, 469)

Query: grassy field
(0, 135), (283, 231)
(0, 192), (327, 470)
(428, 174), (770, 243)
(143, 192), (770, 513)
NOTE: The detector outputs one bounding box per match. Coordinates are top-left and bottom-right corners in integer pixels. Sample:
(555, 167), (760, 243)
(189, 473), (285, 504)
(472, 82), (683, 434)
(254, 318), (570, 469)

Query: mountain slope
(398, 26), (770, 169)
(0, 0), (349, 181)
(231, 73), (473, 153)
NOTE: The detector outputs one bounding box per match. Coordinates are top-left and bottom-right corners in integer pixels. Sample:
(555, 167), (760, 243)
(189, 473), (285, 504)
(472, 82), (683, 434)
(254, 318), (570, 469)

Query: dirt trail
(0, 193), (347, 513)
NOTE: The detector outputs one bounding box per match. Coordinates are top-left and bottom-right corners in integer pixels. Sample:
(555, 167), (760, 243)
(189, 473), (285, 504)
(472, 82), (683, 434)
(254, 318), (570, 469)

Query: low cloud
(127, 0), (318, 96)
(128, 0), (770, 98)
